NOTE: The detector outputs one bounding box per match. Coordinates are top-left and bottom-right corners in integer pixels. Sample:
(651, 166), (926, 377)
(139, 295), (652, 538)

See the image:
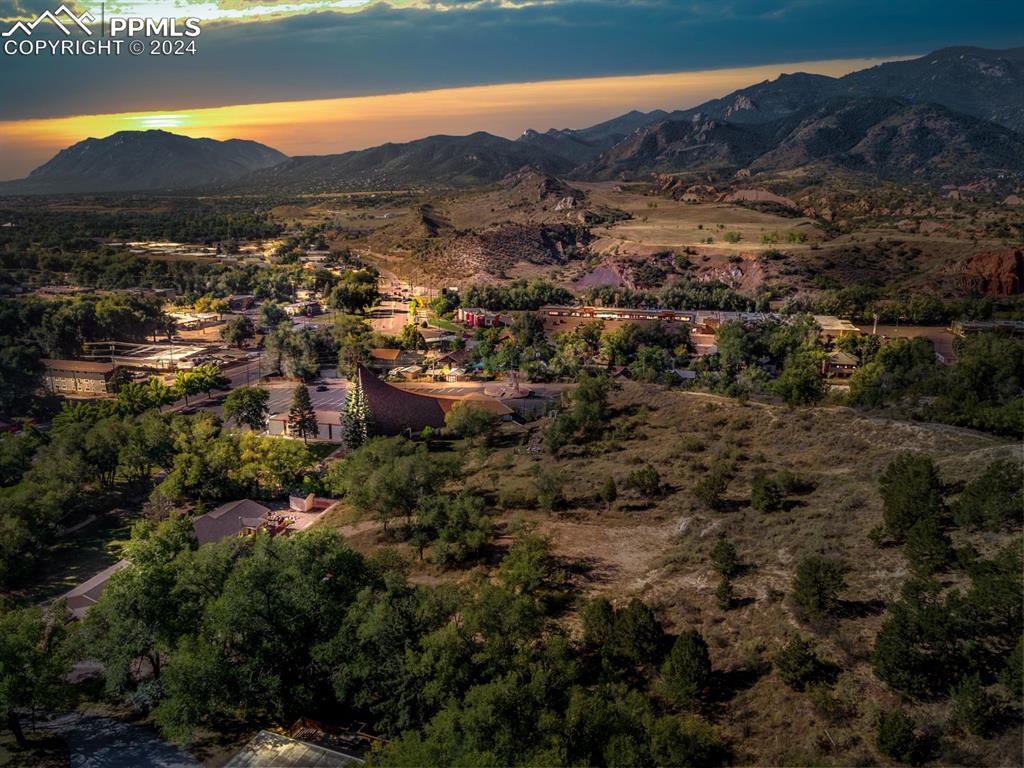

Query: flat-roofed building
(42, 359), (118, 396)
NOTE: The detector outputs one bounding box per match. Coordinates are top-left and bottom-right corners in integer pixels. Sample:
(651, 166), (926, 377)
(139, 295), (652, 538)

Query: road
(41, 713), (199, 768)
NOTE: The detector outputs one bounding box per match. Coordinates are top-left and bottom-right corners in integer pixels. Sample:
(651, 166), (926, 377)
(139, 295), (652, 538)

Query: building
(813, 315), (861, 342)
(62, 559), (130, 620)
(192, 499), (277, 546)
(227, 294), (256, 312)
(357, 365), (449, 435)
(822, 349), (860, 379)
(951, 319), (1024, 339)
(168, 311), (221, 330)
(225, 731), (363, 768)
(456, 307), (506, 328)
(268, 410), (344, 442)
(41, 359), (118, 396)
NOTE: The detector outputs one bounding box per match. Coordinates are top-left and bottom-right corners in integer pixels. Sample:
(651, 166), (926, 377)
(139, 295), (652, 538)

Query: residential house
(62, 559), (130, 620)
(823, 349), (860, 379)
(192, 499), (274, 546)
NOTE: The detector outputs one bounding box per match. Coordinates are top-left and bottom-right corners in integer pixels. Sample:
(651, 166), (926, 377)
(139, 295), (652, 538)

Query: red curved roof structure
(356, 365), (448, 435)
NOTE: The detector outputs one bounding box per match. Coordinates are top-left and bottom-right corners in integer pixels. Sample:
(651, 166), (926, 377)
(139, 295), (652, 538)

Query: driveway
(43, 712), (199, 768)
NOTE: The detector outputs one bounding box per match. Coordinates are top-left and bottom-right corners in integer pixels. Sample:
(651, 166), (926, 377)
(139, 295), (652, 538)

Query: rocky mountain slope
(580, 98), (1024, 186)
(227, 132), (575, 194)
(0, 130), (287, 194)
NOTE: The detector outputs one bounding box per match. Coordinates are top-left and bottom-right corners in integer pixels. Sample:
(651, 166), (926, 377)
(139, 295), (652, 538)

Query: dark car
(315, 385), (329, 392)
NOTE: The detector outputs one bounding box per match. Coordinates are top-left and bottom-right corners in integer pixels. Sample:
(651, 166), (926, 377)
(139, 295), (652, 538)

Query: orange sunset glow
(0, 56), (898, 180)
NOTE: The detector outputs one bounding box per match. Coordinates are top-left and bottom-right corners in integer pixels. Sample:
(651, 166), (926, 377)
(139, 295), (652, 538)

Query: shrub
(876, 710), (921, 765)
(715, 576), (734, 610)
(902, 516), (953, 575)
(952, 459), (1023, 530)
(774, 637), (825, 691)
(723, 231), (741, 243)
(791, 556), (847, 621)
(532, 464), (566, 511)
(661, 630), (712, 703)
(950, 674), (992, 736)
(710, 539), (739, 577)
(751, 471), (785, 512)
(649, 715), (722, 767)
(880, 455), (944, 541)
(626, 464), (662, 502)
(694, 468), (729, 510)
(680, 435), (705, 453)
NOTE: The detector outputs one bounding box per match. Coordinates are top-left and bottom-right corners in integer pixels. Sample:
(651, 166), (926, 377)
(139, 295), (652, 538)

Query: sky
(0, 0), (1022, 180)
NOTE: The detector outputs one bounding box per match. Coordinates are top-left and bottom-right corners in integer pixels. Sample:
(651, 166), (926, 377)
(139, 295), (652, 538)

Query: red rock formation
(961, 249), (1024, 296)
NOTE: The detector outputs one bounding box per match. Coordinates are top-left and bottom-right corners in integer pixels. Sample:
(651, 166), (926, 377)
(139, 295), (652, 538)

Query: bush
(880, 455), (944, 541)
(694, 467), (729, 510)
(751, 471), (785, 512)
(710, 539), (739, 577)
(952, 459), (1023, 530)
(532, 464), (566, 511)
(661, 630), (712, 703)
(626, 464), (662, 501)
(950, 674), (992, 736)
(791, 556), (847, 621)
(876, 710), (921, 765)
(902, 516), (953, 575)
(649, 715), (722, 767)
(680, 435), (705, 453)
(774, 637), (825, 691)
(715, 576), (734, 610)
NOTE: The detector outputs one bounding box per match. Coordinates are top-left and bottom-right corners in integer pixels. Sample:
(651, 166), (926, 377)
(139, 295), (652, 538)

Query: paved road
(43, 713), (199, 768)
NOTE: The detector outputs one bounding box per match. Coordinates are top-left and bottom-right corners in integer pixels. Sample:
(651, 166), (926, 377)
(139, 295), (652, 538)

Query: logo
(2, 5), (202, 57)
(2, 4), (95, 36)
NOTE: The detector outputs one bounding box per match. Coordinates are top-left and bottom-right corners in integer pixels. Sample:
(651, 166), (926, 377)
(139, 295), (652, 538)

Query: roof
(193, 499), (271, 546)
(225, 731), (363, 768)
(42, 358), (115, 375)
(827, 350), (860, 366)
(369, 348), (401, 361)
(63, 559), (130, 620)
(440, 395), (513, 417)
(813, 315), (860, 334)
(356, 365), (447, 435)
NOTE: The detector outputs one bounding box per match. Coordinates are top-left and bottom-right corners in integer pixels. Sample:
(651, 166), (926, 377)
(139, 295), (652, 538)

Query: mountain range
(3, 46), (1022, 195)
(0, 131), (287, 194)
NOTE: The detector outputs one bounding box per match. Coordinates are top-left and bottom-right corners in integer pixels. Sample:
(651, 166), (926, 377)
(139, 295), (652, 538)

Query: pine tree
(288, 384), (318, 443)
(342, 379), (372, 449)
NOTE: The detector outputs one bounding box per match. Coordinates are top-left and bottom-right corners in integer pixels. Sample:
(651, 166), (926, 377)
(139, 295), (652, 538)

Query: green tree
(444, 402), (500, 446)
(219, 315), (255, 348)
(774, 350), (825, 406)
(950, 674), (992, 736)
(342, 379), (372, 449)
(715, 575), (734, 610)
(648, 715), (722, 767)
(223, 386), (270, 432)
(953, 459), (1023, 530)
(791, 556), (847, 621)
(876, 710), (921, 765)
(711, 538), (739, 577)
(661, 629), (711, 703)
(258, 301), (289, 329)
(330, 269), (380, 314)
(902, 516), (953, 576)
(694, 466), (729, 510)
(879, 454), (944, 541)
(532, 464), (566, 512)
(774, 637), (825, 691)
(288, 384), (318, 443)
(0, 602), (73, 748)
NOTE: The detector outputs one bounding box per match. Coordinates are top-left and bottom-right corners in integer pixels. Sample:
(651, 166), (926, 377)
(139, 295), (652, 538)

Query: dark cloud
(0, 0), (1021, 121)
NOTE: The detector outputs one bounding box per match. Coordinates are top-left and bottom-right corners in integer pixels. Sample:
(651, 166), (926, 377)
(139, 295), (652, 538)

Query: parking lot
(266, 382), (348, 414)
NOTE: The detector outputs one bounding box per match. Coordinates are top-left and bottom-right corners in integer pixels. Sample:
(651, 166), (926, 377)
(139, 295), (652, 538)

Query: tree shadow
(708, 664), (770, 705)
(838, 598), (886, 619)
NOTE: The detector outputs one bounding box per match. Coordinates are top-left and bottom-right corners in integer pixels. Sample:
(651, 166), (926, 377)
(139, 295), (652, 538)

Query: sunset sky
(1, 0), (1021, 180)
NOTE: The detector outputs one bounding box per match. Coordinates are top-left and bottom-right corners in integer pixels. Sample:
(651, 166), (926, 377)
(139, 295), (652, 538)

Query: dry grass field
(313, 384), (1023, 765)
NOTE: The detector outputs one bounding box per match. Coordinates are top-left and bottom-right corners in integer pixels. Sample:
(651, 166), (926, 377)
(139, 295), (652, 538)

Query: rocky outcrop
(959, 248), (1024, 296)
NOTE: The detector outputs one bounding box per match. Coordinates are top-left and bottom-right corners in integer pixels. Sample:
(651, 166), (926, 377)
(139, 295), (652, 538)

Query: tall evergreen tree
(288, 384), (318, 444)
(342, 379), (372, 449)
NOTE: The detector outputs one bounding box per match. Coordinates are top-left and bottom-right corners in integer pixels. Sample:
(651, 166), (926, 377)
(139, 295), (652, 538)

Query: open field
(314, 384), (1023, 766)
